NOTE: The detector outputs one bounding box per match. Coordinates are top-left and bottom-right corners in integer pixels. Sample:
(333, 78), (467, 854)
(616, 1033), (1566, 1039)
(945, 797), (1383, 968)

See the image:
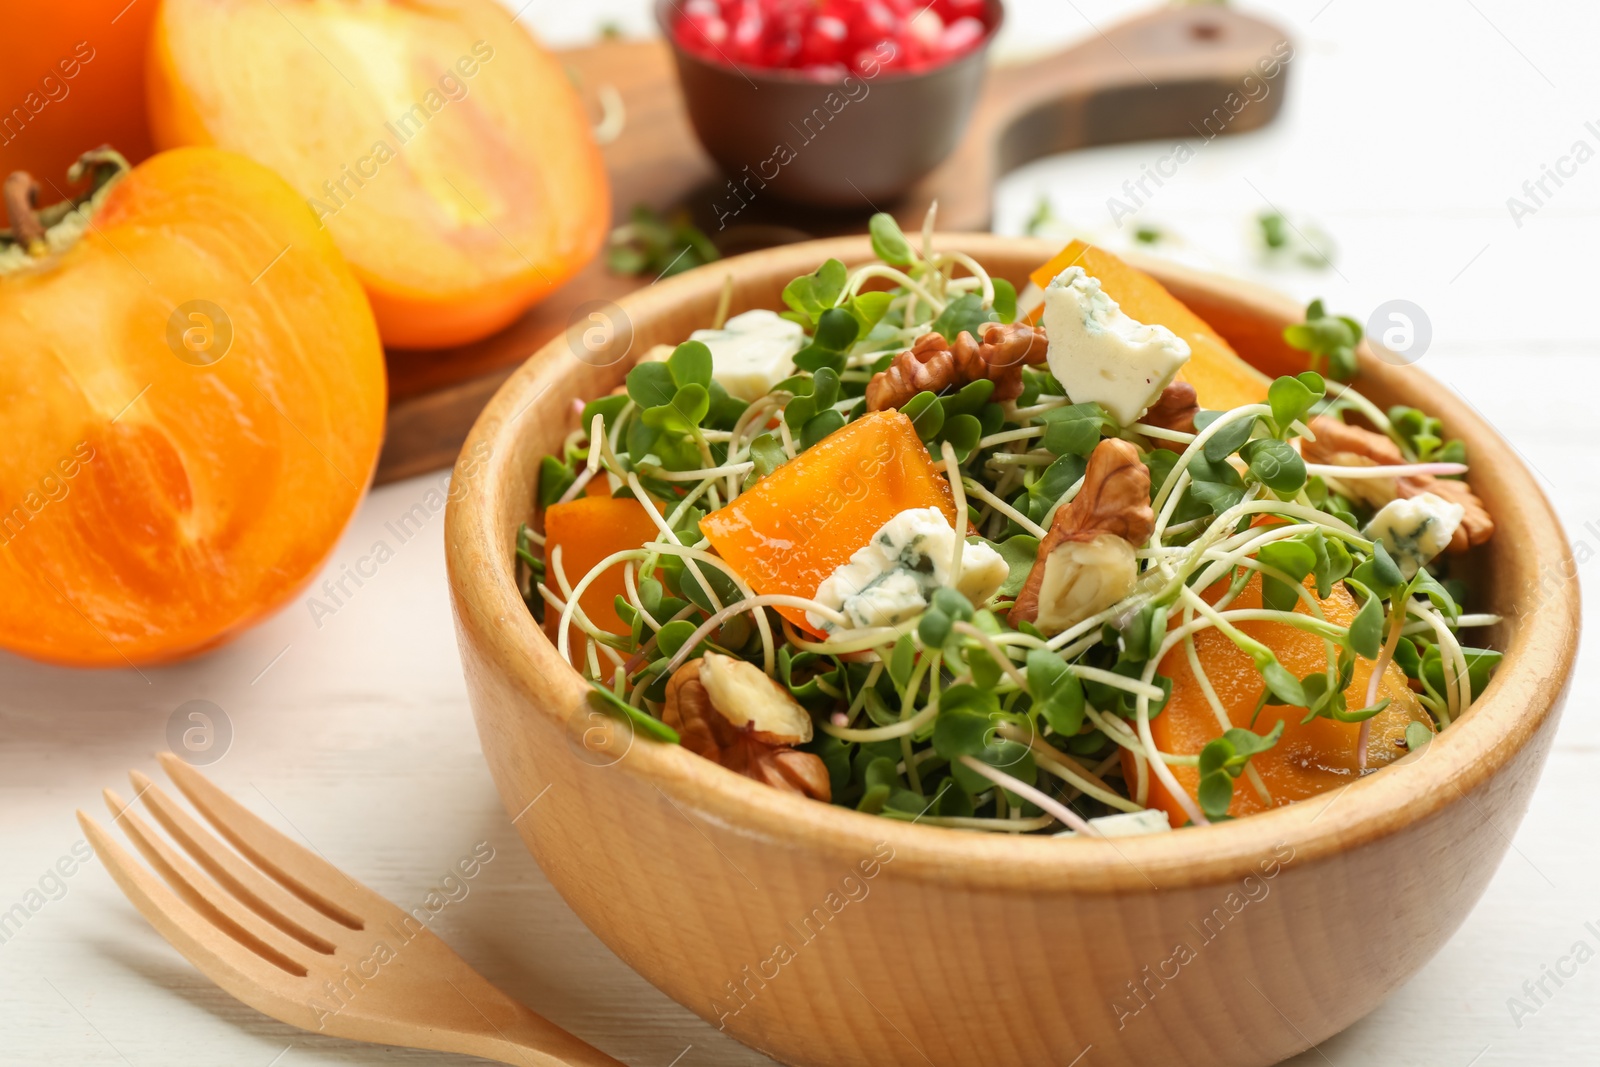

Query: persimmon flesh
(1128, 574), (1428, 824)
(701, 410), (956, 631)
(148, 0), (609, 349)
(1030, 241), (1271, 412)
(0, 147), (385, 666)
(543, 495), (662, 667)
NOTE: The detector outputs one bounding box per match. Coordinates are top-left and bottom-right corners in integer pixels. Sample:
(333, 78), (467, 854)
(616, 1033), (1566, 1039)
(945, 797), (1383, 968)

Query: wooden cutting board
(376, 3), (1291, 484)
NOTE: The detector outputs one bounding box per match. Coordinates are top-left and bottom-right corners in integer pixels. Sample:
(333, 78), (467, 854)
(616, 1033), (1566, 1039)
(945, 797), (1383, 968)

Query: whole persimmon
(0, 147), (386, 667)
(147, 0), (610, 349)
(0, 0), (158, 186)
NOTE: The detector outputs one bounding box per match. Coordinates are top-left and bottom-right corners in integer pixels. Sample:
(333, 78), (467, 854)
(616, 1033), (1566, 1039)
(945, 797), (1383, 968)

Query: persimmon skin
(1030, 241), (1271, 412)
(147, 0), (610, 349)
(1126, 575), (1428, 825)
(0, 147), (385, 666)
(0, 0), (157, 186)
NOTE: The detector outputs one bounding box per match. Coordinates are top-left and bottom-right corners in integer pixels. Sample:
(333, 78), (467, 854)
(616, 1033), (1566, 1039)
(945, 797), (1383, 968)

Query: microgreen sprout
(519, 214), (1500, 837)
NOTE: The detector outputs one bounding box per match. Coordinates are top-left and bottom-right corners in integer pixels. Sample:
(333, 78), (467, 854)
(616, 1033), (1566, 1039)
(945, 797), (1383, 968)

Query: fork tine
(157, 752), (370, 930)
(130, 770), (341, 955)
(79, 809), (315, 993)
(103, 787), (313, 977)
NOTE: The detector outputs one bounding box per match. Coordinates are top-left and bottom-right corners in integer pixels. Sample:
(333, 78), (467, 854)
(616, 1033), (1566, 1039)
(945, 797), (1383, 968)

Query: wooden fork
(79, 752), (624, 1066)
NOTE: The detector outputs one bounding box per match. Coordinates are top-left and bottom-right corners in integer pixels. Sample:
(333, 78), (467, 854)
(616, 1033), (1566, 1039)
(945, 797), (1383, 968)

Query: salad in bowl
(518, 212), (1499, 835)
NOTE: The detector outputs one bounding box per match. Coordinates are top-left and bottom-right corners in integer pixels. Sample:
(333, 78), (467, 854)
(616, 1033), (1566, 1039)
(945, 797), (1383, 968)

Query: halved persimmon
(147, 0), (610, 349)
(0, 147), (385, 666)
(1128, 574), (1428, 825)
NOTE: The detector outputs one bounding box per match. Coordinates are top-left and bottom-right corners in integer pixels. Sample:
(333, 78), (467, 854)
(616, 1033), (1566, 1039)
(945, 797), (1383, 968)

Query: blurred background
(3, 1), (1596, 1065)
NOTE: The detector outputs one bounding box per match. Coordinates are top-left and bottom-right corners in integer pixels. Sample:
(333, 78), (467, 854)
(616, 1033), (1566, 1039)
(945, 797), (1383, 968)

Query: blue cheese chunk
(808, 508), (1008, 633)
(689, 309), (805, 402)
(1055, 808), (1172, 837)
(1363, 491), (1465, 579)
(1042, 266), (1191, 426)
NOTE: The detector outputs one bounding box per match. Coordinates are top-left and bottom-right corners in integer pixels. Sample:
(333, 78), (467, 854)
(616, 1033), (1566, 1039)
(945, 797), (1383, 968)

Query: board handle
(920, 5), (1294, 231)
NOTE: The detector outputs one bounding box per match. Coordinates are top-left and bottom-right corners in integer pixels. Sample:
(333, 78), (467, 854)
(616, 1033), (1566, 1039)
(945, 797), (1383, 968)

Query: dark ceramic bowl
(656, 0), (1004, 208)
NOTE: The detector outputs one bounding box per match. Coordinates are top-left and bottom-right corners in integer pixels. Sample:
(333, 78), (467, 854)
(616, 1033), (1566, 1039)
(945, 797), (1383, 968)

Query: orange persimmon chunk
(543, 495), (660, 665)
(700, 411), (955, 629)
(1127, 575), (1428, 825)
(1030, 241), (1270, 412)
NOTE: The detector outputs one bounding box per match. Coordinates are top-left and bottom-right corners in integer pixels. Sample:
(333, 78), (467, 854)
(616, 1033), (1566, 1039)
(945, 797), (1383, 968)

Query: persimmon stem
(3, 172), (47, 256)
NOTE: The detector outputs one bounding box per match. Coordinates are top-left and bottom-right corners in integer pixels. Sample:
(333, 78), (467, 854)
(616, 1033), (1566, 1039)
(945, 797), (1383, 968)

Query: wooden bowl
(444, 236), (1579, 1067)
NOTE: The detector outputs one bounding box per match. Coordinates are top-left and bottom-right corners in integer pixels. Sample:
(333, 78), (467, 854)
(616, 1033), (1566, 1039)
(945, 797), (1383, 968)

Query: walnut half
(866, 322), (1048, 411)
(1009, 438), (1154, 635)
(1303, 415), (1492, 551)
(662, 653), (831, 801)
(1139, 380), (1199, 453)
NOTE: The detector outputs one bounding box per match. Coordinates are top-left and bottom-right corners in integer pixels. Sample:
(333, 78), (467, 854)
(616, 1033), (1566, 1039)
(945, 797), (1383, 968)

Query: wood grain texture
(79, 754), (624, 1066)
(442, 236), (1580, 1067)
(379, 5), (1290, 484)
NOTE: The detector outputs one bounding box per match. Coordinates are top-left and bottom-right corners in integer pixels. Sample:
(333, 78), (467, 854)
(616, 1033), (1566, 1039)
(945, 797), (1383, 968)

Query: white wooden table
(3, 2), (1596, 1064)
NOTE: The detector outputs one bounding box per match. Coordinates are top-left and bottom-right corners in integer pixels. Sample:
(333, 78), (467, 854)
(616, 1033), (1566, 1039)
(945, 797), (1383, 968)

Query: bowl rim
(652, 0), (1006, 87)
(445, 233), (1581, 894)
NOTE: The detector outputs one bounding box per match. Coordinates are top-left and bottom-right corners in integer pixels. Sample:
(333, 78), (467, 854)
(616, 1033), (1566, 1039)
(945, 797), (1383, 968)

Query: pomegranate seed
(939, 16), (985, 55)
(673, 0), (990, 75)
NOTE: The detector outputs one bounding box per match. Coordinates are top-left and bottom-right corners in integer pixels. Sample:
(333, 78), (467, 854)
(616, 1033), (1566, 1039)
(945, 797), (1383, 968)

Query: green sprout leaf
(1258, 540), (1316, 612)
(581, 393), (630, 433)
(937, 413), (983, 462)
(588, 684), (680, 744)
(1198, 768), (1235, 819)
(1024, 454), (1087, 526)
(1422, 646), (1502, 704)
(1351, 541), (1405, 600)
(793, 307), (859, 373)
(931, 293), (989, 343)
(782, 258), (848, 324)
(654, 619), (702, 659)
(1040, 403), (1106, 458)
(800, 409), (846, 450)
(606, 204), (718, 279)
(747, 433), (787, 481)
(1197, 721), (1284, 818)
(888, 634), (917, 692)
(539, 456), (576, 508)
(869, 213), (913, 266)
(901, 390), (945, 442)
(1283, 299), (1362, 381)
(1027, 649), (1085, 737)
(1329, 696), (1390, 724)
(991, 278), (1018, 324)
(1242, 438), (1307, 495)
(942, 378), (995, 419)
(995, 535), (1040, 597)
(1199, 411), (1257, 462)
(851, 291), (893, 334)
(667, 340), (713, 389)
(626, 361), (677, 409)
(1347, 584), (1385, 659)
(1267, 372), (1326, 436)
(1252, 648), (1307, 706)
